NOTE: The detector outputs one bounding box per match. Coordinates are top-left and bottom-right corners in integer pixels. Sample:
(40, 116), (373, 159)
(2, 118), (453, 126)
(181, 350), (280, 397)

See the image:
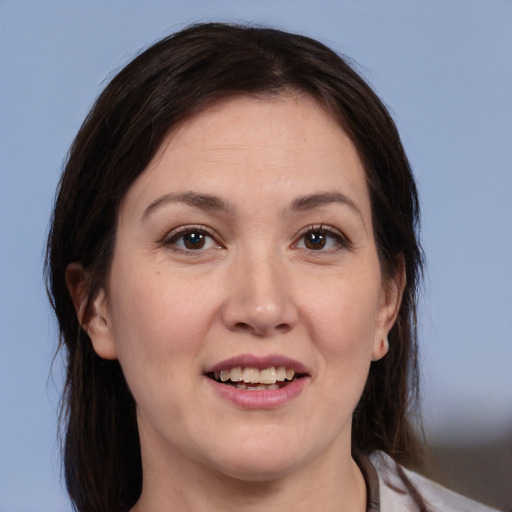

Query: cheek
(106, 268), (218, 429)
(296, 274), (383, 442)
(107, 265), (218, 377)
(304, 273), (382, 358)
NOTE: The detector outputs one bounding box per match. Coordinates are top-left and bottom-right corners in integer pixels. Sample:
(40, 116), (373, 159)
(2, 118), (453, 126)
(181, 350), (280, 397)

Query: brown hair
(46, 22), (424, 512)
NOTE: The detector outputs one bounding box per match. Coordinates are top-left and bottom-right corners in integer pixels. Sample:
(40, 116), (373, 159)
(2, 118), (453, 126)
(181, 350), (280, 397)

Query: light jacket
(362, 451), (500, 511)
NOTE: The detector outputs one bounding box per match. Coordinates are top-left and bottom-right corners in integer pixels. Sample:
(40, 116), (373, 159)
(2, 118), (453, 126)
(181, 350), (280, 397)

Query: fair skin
(68, 94), (403, 511)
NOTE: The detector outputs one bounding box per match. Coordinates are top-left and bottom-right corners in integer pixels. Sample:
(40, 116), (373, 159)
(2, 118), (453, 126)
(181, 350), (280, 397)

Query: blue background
(1, 1), (511, 511)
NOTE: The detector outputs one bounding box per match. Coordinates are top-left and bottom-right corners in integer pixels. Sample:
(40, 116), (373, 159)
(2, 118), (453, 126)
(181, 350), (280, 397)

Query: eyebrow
(291, 192), (363, 218)
(142, 192), (234, 220)
(142, 190), (364, 226)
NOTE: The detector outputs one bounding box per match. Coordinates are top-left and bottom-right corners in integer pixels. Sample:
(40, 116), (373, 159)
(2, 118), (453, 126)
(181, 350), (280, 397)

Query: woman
(46, 23), (497, 512)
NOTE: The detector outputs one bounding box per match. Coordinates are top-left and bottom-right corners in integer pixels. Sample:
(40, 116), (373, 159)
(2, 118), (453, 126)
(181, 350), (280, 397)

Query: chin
(216, 457), (301, 483)
(205, 438), (309, 483)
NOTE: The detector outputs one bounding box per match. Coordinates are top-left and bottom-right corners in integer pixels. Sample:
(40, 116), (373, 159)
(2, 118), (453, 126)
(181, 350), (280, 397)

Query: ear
(371, 257), (406, 362)
(65, 263), (118, 360)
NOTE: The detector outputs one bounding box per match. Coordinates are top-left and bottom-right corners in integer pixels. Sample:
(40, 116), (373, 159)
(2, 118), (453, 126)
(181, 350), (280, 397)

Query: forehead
(121, 94), (371, 220)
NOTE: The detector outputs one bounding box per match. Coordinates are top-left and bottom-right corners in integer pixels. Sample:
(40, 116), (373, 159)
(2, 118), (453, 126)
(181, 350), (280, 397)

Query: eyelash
(160, 224), (351, 255)
(293, 224), (352, 253)
(161, 225), (222, 254)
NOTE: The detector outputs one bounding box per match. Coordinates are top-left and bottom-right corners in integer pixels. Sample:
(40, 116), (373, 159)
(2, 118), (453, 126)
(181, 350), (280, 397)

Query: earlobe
(372, 258), (406, 361)
(84, 288), (118, 360)
(371, 336), (389, 361)
(65, 263), (118, 360)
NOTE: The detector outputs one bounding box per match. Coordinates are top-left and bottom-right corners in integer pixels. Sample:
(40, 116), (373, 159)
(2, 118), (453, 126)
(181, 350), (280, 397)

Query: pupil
(305, 233), (325, 250)
(184, 232), (205, 249)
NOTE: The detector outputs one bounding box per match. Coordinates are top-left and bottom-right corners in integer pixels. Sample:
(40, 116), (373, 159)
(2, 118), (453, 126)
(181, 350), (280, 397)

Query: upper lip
(205, 354), (310, 375)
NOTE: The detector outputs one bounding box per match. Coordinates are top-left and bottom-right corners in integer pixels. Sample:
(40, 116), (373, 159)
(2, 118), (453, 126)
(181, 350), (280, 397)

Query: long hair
(46, 23), (424, 512)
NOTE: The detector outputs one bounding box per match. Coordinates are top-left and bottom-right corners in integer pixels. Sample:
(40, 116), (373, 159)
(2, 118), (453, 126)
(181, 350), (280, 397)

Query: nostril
(234, 322), (252, 331)
(232, 321), (290, 336)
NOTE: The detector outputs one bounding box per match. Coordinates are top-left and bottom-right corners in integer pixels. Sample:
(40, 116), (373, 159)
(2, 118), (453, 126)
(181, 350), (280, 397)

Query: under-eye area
(206, 366), (308, 391)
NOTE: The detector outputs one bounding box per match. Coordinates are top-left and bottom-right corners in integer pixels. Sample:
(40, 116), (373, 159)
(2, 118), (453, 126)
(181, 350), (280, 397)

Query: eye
(294, 226), (349, 252)
(164, 226), (221, 252)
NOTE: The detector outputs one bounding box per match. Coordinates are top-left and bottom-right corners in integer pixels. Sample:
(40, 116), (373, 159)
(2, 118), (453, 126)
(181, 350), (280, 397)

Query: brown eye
(182, 231), (206, 250)
(166, 227), (220, 252)
(304, 232), (327, 250)
(295, 226), (348, 252)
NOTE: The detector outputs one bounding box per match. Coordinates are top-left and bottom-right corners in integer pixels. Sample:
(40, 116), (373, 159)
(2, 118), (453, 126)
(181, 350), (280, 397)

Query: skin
(68, 94), (403, 511)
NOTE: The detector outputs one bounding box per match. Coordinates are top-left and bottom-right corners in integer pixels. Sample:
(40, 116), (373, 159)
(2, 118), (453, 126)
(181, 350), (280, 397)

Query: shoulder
(369, 451), (500, 512)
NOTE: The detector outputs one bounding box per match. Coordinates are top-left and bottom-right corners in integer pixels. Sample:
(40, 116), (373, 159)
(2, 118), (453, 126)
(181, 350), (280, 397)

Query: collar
(354, 451), (380, 512)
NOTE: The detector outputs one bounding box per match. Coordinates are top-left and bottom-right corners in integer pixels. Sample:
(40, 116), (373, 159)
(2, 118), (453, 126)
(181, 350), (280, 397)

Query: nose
(221, 249), (299, 337)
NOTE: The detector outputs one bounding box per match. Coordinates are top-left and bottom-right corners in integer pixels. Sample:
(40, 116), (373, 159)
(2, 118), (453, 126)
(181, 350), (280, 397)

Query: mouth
(205, 355), (310, 408)
(206, 366), (306, 391)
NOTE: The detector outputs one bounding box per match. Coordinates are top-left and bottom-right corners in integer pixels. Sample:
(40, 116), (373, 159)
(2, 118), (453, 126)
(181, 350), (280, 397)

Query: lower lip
(205, 376), (308, 409)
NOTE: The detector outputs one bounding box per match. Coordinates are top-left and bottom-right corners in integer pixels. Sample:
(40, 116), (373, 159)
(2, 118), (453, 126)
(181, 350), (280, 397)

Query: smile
(205, 355), (310, 403)
(209, 366), (298, 391)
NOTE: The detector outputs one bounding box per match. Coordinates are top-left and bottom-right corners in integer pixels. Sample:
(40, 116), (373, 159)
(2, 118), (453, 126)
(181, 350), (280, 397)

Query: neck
(131, 434), (366, 512)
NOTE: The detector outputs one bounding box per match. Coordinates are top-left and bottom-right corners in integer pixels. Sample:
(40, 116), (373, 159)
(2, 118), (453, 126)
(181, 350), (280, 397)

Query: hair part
(46, 22), (424, 512)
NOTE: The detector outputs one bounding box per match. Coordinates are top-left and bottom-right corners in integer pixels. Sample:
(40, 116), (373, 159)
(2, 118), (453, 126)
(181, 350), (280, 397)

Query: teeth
(276, 366), (287, 381)
(259, 367), (276, 384)
(235, 383), (280, 391)
(229, 367), (242, 382)
(213, 366), (297, 385)
(243, 367), (260, 383)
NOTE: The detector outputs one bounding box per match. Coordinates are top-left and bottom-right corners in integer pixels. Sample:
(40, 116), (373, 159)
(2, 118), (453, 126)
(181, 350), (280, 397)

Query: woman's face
(86, 95), (401, 481)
